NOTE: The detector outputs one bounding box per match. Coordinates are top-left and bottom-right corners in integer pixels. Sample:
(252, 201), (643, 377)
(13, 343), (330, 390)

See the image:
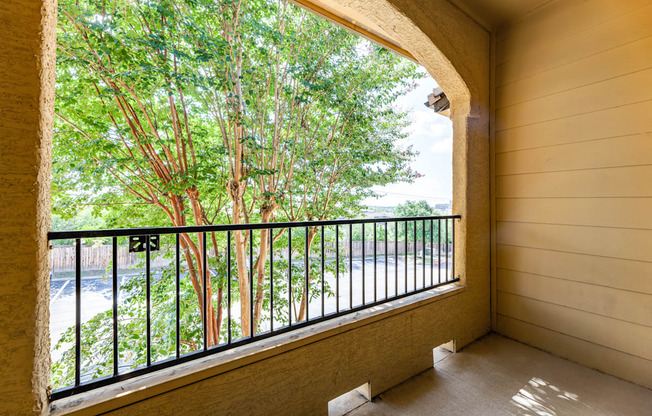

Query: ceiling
(290, 0), (553, 61)
(452, 0), (552, 29)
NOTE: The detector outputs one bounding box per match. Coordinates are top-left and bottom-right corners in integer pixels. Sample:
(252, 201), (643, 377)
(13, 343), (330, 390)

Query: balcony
(1, 0), (651, 415)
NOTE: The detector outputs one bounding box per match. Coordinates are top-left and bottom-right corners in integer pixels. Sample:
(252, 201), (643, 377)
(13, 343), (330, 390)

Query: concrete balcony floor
(338, 334), (652, 416)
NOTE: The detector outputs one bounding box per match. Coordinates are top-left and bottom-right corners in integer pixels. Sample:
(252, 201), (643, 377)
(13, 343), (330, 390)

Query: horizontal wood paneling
(496, 315), (652, 389)
(497, 292), (652, 360)
(497, 2), (652, 81)
(496, 166), (652, 198)
(497, 269), (652, 327)
(497, 36), (652, 108)
(494, 0), (652, 386)
(496, 135), (652, 175)
(496, 244), (652, 295)
(496, 221), (652, 262)
(496, 100), (652, 153)
(496, 198), (652, 230)
(496, 68), (652, 131)
(496, 0), (649, 48)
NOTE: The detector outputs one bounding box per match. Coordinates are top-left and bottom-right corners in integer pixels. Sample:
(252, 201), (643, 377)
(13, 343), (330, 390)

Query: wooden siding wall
(494, 0), (652, 388)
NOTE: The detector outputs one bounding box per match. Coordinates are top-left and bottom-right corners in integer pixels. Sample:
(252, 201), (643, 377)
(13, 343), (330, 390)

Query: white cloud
(363, 72), (453, 207)
(429, 136), (453, 153)
(408, 110), (450, 140)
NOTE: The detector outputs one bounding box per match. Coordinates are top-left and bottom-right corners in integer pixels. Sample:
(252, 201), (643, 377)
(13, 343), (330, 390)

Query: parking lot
(50, 256), (453, 359)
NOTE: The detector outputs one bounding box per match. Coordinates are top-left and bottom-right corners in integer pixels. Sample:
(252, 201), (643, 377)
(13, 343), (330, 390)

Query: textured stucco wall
(343, 0), (491, 344)
(0, 0), (57, 415)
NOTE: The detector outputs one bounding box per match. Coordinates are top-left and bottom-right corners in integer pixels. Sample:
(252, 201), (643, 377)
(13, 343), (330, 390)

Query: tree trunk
(296, 227), (318, 322)
(229, 177), (251, 337)
(252, 206), (276, 332)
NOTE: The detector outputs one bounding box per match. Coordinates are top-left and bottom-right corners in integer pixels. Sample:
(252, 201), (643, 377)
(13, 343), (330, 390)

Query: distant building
(362, 209), (394, 219)
(434, 202), (452, 215)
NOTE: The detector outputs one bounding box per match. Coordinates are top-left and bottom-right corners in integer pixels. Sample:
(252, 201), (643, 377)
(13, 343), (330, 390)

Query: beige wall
(0, 0), (56, 414)
(493, 0), (652, 388)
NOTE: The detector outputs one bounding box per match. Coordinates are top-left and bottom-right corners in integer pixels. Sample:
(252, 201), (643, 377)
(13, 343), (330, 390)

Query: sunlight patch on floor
(511, 377), (596, 415)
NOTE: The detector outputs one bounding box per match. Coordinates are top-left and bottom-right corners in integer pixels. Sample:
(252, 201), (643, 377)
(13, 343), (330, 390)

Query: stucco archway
(323, 0), (491, 324)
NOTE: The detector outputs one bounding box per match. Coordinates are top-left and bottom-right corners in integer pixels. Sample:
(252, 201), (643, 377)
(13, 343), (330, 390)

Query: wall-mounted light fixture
(424, 87), (450, 116)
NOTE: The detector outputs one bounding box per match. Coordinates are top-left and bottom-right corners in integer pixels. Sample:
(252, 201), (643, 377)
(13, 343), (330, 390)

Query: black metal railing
(48, 215), (460, 399)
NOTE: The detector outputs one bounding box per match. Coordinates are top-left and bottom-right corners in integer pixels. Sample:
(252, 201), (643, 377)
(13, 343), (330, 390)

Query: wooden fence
(50, 245), (171, 273)
(50, 242), (452, 272)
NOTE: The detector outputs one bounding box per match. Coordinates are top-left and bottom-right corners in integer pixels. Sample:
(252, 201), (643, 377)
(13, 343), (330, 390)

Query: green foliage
(338, 201), (450, 243)
(51, 262), (217, 389)
(396, 200), (438, 218)
(395, 200), (450, 243)
(53, 0), (422, 228)
(51, 207), (107, 245)
(51, 0), (430, 390)
(51, 229), (344, 388)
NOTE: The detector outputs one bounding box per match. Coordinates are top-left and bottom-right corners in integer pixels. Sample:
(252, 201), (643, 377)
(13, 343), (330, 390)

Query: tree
(52, 0), (422, 388)
(56, 0), (233, 347)
(395, 200), (450, 244)
(187, 0), (421, 332)
(396, 200), (438, 218)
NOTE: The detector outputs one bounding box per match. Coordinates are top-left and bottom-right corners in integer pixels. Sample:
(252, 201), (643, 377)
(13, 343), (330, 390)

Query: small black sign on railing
(128, 235), (160, 253)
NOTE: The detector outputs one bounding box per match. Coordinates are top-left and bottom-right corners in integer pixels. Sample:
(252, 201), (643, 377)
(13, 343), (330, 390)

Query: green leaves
(52, 0), (426, 390)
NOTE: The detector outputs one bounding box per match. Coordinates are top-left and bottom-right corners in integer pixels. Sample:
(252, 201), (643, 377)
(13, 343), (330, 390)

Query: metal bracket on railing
(129, 235), (160, 253)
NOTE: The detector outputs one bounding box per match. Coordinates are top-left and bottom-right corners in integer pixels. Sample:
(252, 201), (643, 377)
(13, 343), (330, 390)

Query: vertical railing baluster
(288, 228), (292, 327)
(227, 231), (232, 344)
(321, 226), (325, 317)
(438, 219), (442, 284)
(413, 221), (417, 291)
(430, 220), (434, 287)
(362, 223), (365, 305)
(304, 227), (309, 322)
(75, 238), (81, 386)
(112, 237), (118, 376)
(249, 229), (254, 336)
(373, 223), (377, 303)
(395, 222), (398, 296)
(175, 234), (180, 358)
(146, 235), (152, 365)
(452, 218), (456, 281)
(404, 221), (408, 293)
(422, 220), (426, 289)
(336, 224), (340, 313)
(446, 219), (449, 281)
(269, 228), (274, 333)
(349, 224), (352, 309)
(384, 222), (388, 299)
(202, 232), (207, 350)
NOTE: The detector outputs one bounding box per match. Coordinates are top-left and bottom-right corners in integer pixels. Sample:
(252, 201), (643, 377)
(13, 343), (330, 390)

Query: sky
(362, 72), (453, 207)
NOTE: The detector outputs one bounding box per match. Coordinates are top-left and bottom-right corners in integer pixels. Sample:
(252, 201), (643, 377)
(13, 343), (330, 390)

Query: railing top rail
(48, 215), (461, 240)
